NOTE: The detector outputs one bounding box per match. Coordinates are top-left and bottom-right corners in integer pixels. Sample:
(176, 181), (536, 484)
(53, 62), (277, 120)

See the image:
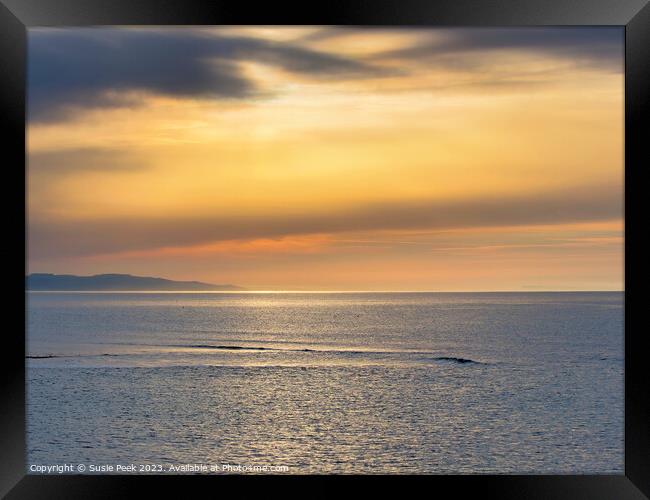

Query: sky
(27, 27), (624, 291)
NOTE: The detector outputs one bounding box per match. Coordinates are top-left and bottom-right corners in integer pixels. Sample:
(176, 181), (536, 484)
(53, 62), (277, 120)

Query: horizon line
(26, 289), (624, 294)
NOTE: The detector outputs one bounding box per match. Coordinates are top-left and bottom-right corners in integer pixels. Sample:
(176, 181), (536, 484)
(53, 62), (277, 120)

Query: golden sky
(27, 27), (623, 291)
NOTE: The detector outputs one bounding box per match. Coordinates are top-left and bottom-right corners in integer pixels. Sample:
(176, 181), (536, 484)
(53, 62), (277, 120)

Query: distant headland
(26, 273), (245, 291)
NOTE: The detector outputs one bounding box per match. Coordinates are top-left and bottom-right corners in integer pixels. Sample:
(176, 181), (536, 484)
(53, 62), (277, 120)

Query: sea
(26, 291), (623, 474)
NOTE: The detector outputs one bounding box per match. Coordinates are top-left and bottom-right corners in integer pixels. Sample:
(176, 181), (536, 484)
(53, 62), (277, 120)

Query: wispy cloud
(29, 183), (622, 259)
(28, 28), (391, 123)
(28, 147), (149, 174)
(373, 27), (623, 72)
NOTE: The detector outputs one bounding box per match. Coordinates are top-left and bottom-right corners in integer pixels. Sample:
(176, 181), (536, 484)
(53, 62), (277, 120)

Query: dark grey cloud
(28, 27), (622, 122)
(28, 28), (389, 122)
(376, 27), (623, 72)
(28, 183), (622, 259)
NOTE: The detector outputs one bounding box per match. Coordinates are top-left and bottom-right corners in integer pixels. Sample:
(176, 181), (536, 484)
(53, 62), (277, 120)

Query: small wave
(185, 344), (315, 352)
(26, 346), (485, 366)
(431, 356), (482, 365)
(181, 344), (418, 355)
(27, 353), (120, 360)
(181, 344), (485, 364)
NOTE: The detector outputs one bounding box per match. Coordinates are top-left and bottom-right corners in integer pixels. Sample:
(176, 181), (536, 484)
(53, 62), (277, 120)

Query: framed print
(1, 0), (648, 498)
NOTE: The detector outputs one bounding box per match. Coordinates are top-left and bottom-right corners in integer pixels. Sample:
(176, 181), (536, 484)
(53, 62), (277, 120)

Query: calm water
(26, 292), (623, 474)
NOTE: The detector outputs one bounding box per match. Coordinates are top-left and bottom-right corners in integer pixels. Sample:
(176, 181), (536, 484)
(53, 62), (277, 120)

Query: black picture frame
(1, 1), (648, 498)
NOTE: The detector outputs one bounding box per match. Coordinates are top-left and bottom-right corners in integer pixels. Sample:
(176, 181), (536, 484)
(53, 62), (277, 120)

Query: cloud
(28, 183), (622, 259)
(28, 28), (389, 122)
(28, 148), (149, 175)
(28, 27), (622, 122)
(376, 27), (623, 72)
